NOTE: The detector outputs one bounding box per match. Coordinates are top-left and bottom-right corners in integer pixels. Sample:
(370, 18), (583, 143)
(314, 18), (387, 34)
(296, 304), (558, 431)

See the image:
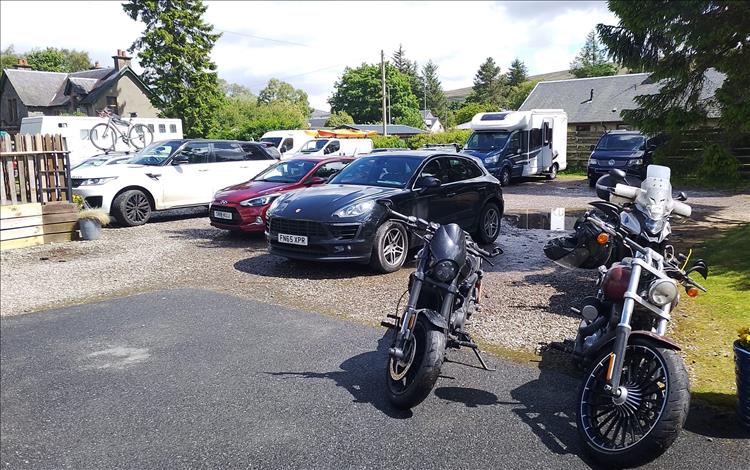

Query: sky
(0, 1), (618, 111)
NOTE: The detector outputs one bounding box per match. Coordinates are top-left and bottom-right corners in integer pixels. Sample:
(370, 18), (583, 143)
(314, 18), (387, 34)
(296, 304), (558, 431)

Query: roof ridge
(538, 73), (651, 84)
(4, 68), (68, 76)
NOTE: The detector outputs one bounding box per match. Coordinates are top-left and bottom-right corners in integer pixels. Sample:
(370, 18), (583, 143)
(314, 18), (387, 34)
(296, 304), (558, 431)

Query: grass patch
(673, 224), (750, 408)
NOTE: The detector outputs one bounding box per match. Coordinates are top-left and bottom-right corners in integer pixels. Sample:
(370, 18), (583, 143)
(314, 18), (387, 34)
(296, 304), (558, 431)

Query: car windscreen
(596, 134), (646, 151)
(254, 159), (317, 183)
(73, 158), (108, 170)
(328, 155), (420, 188)
(128, 140), (183, 165)
(464, 131), (511, 151)
(299, 139), (328, 153)
(260, 137), (282, 147)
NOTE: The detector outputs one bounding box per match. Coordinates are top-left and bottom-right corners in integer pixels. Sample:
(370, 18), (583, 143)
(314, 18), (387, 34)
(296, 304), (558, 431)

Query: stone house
(0, 50), (159, 133)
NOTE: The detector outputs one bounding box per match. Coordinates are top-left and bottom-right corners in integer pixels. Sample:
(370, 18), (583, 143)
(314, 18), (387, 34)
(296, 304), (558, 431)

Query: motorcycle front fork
(390, 256), (429, 360)
(605, 262), (642, 396)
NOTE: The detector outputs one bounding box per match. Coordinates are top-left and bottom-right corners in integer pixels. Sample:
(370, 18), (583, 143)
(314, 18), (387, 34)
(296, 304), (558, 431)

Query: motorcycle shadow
(265, 332), (413, 420)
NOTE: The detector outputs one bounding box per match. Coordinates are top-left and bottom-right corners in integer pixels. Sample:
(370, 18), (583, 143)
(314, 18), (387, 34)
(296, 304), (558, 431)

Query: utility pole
(387, 86), (392, 125)
(381, 50), (387, 136)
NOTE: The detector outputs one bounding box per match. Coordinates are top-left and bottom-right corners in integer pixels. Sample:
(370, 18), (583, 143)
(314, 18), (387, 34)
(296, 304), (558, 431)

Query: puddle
(503, 208), (587, 231)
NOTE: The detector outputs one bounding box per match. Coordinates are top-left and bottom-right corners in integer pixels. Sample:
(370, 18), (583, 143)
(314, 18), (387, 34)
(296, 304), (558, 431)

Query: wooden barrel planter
(736, 340), (750, 430)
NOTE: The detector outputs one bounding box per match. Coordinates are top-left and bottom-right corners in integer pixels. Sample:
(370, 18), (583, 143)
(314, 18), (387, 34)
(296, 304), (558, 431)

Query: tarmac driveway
(1, 290), (746, 469)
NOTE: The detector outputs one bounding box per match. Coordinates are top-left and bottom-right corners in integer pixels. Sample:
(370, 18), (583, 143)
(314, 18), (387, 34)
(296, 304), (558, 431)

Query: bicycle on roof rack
(89, 108), (153, 152)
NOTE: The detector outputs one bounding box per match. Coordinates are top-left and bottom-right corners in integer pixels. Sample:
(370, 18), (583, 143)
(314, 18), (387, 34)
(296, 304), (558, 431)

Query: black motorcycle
(377, 200), (501, 409)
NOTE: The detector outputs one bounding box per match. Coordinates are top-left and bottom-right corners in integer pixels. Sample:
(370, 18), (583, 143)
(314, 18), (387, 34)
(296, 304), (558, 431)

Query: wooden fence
(1, 133), (72, 205)
(0, 134), (77, 250)
(567, 130), (603, 165)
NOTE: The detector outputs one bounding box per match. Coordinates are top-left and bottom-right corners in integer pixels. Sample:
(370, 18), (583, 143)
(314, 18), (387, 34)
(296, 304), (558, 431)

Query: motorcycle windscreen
(429, 223), (466, 266)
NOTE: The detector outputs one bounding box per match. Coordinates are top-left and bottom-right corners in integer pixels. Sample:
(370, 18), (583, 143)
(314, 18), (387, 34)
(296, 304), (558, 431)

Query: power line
(243, 64), (346, 89)
(217, 29), (309, 48)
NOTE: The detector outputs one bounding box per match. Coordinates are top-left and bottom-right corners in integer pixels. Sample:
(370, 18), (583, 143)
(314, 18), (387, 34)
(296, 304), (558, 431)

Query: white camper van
(462, 110), (567, 185)
(260, 130), (316, 158)
(294, 138), (373, 158)
(20, 116), (183, 167)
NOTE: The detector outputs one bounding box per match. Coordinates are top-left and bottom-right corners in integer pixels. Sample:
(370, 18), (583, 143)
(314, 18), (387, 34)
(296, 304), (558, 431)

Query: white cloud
(1, 1), (618, 110)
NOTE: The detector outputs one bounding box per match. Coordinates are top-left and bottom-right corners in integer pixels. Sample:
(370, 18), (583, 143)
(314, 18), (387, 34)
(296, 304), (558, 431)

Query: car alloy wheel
(125, 193), (150, 223)
(382, 226), (406, 267)
(483, 207), (499, 240)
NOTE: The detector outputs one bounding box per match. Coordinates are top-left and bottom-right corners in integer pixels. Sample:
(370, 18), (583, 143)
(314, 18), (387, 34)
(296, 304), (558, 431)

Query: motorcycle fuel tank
(601, 263), (632, 301)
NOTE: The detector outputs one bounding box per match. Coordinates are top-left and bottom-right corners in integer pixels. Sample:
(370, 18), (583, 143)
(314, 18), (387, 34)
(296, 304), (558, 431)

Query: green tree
(450, 102), (493, 126)
(325, 110), (354, 128)
(1, 45), (19, 76)
(391, 44), (421, 101)
(569, 29), (617, 78)
(25, 47), (93, 72)
(466, 57), (507, 109)
(598, 1), (750, 134)
(219, 79), (254, 99)
(258, 78), (311, 117)
(329, 62), (422, 127)
(506, 80), (538, 110)
(123, 0), (224, 138)
(421, 60), (448, 127)
(506, 58), (528, 87)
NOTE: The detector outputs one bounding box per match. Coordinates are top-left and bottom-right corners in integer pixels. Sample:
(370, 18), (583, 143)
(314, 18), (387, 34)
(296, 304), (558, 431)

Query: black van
(587, 130), (656, 187)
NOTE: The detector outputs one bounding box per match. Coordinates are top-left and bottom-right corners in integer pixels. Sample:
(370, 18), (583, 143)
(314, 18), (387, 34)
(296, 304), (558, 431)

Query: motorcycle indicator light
(596, 233), (610, 245)
(686, 287), (699, 298)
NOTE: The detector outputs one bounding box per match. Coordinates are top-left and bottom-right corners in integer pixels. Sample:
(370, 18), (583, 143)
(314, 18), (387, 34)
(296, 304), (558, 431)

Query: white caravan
(462, 110), (567, 185)
(294, 138), (373, 158)
(20, 115), (183, 167)
(260, 130), (316, 158)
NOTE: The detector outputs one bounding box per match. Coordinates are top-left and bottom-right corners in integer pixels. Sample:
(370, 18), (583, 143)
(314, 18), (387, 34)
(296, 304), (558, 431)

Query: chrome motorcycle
(546, 166), (709, 466)
(377, 200), (501, 409)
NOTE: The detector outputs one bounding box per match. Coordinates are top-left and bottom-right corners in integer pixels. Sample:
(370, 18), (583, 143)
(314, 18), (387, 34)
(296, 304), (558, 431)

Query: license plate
(213, 210), (233, 220)
(278, 233), (308, 246)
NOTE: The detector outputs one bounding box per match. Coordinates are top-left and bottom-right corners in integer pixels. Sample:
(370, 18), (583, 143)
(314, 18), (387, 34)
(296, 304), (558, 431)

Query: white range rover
(72, 139), (279, 226)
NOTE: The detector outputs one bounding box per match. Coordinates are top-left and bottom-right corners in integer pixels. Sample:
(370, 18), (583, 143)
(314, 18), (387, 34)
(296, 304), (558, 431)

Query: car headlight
(627, 158), (643, 166)
(240, 194), (279, 207)
(648, 278), (678, 306)
(589, 158), (598, 166)
(485, 155), (499, 164)
(78, 177), (117, 186)
(267, 193), (290, 215)
(333, 200), (375, 218)
(432, 259), (459, 283)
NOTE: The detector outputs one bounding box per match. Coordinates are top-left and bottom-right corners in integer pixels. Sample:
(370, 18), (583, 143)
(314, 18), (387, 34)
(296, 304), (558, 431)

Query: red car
(209, 157), (353, 233)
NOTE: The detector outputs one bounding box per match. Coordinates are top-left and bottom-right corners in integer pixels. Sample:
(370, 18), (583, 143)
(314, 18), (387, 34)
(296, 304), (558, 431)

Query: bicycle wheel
(90, 123), (116, 151)
(128, 124), (153, 149)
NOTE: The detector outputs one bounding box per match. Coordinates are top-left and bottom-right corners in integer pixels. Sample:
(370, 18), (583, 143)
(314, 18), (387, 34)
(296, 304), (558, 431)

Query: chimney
(112, 49), (132, 71)
(89, 61), (103, 70)
(14, 58), (32, 70)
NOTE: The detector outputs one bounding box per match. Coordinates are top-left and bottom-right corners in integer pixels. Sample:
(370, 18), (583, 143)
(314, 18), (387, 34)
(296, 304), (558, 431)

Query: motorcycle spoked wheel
(385, 316), (446, 409)
(576, 337), (690, 467)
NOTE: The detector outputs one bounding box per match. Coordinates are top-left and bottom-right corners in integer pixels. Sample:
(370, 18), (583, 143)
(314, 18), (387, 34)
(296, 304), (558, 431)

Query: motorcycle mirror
(491, 246), (504, 257)
(609, 169), (627, 181)
(376, 199), (393, 209)
(675, 191), (688, 202)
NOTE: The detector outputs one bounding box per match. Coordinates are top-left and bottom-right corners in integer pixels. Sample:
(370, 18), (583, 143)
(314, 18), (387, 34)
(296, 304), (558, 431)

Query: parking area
(2, 176), (748, 353)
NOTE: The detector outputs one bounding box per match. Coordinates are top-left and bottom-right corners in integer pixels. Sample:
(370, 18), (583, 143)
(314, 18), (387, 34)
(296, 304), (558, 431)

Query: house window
(147, 124), (154, 132)
(8, 98), (18, 122)
(106, 96), (118, 111)
(169, 124), (177, 133)
(158, 124), (166, 133)
(575, 124), (592, 132)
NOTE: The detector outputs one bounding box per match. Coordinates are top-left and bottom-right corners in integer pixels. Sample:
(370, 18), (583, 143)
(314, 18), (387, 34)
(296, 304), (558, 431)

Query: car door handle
(446, 192), (457, 198)
(198, 169), (209, 172)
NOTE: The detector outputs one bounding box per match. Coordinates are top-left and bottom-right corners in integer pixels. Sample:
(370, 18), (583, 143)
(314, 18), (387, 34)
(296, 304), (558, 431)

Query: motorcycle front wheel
(386, 315), (446, 409)
(576, 337), (690, 467)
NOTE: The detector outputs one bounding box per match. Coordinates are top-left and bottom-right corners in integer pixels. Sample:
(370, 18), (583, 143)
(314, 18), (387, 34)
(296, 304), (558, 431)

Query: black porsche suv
(265, 151), (504, 272)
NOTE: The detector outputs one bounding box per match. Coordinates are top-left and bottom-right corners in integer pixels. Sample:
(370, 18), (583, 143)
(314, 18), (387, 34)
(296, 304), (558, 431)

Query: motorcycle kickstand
(452, 331), (496, 372)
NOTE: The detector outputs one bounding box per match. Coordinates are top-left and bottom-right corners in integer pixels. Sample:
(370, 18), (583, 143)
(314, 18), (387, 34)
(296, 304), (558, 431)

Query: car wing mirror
(304, 176), (326, 186)
(415, 176), (441, 193)
(171, 154), (189, 165)
(589, 144), (596, 152)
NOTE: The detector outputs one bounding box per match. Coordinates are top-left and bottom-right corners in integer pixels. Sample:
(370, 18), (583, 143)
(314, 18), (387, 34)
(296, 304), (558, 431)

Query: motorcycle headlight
(643, 216), (665, 234)
(627, 158), (643, 167)
(333, 200), (375, 218)
(648, 278), (678, 306)
(79, 176), (117, 186)
(432, 259), (459, 283)
(240, 194), (279, 207)
(485, 154), (499, 164)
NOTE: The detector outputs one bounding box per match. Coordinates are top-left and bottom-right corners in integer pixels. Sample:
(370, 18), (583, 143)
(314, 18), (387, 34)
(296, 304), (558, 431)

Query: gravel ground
(2, 176), (747, 352)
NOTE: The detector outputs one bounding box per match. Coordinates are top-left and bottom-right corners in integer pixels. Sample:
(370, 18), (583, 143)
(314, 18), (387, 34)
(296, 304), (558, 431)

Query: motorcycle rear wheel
(386, 316), (445, 409)
(576, 337), (689, 467)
